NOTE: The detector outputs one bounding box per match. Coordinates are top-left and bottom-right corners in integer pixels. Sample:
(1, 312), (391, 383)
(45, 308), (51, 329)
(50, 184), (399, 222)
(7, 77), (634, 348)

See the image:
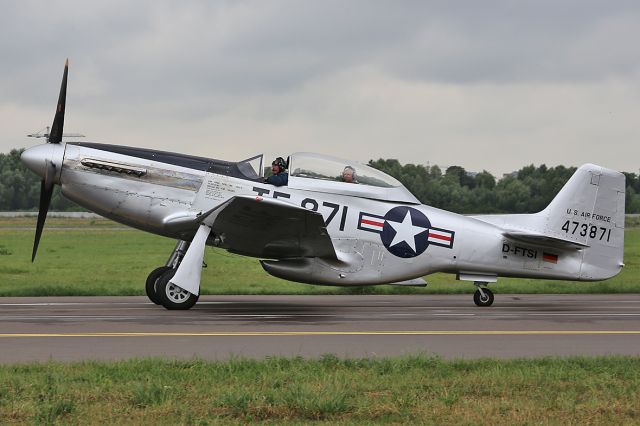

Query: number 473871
(561, 220), (611, 241)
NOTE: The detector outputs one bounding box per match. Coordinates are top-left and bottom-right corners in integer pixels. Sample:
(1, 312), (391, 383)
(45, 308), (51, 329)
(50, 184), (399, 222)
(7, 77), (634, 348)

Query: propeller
(30, 59), (68, 261)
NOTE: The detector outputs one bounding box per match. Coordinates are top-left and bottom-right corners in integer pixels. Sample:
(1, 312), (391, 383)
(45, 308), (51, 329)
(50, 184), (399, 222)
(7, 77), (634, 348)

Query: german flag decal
(543, 252), (559, 263)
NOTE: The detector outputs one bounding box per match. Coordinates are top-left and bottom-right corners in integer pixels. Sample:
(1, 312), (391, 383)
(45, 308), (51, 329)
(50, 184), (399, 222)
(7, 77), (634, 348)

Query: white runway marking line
(1, 330), (640, 338)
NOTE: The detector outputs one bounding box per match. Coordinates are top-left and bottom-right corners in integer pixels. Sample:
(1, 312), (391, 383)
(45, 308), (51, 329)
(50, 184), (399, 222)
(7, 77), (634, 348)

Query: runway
(1, 294), (639, 362)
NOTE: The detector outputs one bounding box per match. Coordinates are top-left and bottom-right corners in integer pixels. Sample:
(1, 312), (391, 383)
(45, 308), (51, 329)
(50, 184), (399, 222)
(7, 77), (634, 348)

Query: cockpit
(286, 152), (420, 204)
(234, 151), (419, 203)
(288, 152), (402, 187)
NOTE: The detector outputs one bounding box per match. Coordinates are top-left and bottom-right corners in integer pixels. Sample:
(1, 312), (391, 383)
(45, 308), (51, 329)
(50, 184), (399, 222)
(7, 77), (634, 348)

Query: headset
(343, 165), (357, 181)
(272, 157), (287, 173)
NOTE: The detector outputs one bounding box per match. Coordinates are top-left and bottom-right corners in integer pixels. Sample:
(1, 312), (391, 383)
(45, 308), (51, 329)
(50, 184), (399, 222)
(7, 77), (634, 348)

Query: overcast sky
(2, 1), (639, 175)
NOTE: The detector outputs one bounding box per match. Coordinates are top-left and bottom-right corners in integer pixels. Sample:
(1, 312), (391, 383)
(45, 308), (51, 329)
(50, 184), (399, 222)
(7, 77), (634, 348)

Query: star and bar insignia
(357, 206), (455, 258)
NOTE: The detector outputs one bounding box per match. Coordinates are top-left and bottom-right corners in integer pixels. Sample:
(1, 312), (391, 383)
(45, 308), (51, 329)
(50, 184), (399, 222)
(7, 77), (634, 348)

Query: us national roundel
(381, 206), (431, 258)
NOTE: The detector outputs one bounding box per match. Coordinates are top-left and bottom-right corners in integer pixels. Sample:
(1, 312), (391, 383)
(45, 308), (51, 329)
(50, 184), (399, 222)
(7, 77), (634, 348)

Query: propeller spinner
(20, 59), (69, 261)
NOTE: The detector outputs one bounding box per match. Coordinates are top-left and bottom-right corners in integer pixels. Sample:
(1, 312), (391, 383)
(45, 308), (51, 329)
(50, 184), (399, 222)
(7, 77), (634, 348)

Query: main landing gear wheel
(145, 266), (172, 305)
(156, 269), (199, 310)
(473, 287), (494, 307)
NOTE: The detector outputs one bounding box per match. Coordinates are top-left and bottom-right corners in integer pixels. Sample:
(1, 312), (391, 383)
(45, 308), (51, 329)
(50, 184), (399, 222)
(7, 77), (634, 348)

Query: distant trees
(623, 172), (640, 213)
(368, 159), (640, 214)
(1, 148), (639, 213)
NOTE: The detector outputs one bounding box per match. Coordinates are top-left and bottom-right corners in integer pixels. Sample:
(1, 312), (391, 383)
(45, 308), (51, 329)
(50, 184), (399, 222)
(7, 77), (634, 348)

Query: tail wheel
(145, 266), (172, 305)
(156, 269), (199, 310)
(473, 288), (494, 307)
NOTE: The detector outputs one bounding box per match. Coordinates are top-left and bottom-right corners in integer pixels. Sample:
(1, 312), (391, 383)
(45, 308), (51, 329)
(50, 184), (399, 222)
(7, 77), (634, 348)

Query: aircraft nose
(21, 144), (65, 182)
(21, 145), (49, 178)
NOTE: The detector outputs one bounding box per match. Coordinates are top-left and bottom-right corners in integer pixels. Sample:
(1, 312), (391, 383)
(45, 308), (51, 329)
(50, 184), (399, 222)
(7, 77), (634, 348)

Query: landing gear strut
(145, 240), (198, 310)
(473, 282), (494, 307)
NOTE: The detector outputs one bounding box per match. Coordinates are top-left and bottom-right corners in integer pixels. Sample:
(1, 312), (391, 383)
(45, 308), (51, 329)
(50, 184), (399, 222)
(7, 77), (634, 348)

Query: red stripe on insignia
(428, 232), (451, 241)
(361, 219), (384, 227)
(543, 253), (558, 263)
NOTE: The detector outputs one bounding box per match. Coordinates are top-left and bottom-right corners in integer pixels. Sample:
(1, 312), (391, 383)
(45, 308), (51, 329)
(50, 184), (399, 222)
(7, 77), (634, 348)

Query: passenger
(341, 166), (358, 183)
(264, 157), (288, 186)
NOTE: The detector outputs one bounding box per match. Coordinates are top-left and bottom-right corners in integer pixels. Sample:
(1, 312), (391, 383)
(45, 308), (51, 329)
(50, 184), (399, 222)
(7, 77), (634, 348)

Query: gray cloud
(1, 1), (639, 174)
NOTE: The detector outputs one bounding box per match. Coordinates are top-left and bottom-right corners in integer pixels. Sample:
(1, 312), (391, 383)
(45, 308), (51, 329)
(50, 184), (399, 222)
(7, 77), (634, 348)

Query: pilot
(341, 166), (358, 183)
(264, 157), (288, 186)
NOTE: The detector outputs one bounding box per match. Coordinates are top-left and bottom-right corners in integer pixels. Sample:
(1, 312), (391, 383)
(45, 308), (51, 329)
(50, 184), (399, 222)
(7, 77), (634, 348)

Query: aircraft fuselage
(57, 142), (587, 287)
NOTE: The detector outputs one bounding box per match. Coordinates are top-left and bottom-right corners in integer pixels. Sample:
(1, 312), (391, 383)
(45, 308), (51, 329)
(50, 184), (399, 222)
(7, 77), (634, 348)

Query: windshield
(289, 153), (401, 188)
(236, 154), (263, 180)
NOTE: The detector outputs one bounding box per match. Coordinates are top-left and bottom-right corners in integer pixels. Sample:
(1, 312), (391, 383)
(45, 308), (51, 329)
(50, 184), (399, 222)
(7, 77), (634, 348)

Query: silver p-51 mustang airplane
(21, 60), (626, 309)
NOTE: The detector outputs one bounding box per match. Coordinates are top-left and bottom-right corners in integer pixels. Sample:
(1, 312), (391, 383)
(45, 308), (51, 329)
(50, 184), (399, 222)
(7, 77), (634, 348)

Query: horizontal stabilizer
(503, 231), (590, 248)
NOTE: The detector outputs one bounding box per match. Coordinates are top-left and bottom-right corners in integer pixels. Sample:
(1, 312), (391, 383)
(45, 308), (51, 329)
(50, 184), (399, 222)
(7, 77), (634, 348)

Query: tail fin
(541, 164), (625, 279)
(473, 164), (625, 280)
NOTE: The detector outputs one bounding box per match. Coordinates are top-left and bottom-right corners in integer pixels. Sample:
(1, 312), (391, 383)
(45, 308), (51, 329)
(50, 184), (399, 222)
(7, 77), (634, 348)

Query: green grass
(0, 218), (639, 296)
(0, 355), (639, 424)
(0, 216), (123, 228)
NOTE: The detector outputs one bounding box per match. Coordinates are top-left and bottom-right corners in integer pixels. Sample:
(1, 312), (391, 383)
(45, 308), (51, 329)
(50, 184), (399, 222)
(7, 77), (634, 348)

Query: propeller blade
(48, 59), (68, 144)
(32, 177), (54, 262)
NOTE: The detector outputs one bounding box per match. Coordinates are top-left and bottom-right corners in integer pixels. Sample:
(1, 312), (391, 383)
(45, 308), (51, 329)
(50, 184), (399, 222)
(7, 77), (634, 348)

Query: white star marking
(386, 210), (428, 252)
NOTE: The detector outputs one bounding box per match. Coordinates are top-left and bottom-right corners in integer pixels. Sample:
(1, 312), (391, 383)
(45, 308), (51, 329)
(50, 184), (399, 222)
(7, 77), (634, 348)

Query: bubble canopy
(289, 152), (401, 187)
(286, 152), (420, 204)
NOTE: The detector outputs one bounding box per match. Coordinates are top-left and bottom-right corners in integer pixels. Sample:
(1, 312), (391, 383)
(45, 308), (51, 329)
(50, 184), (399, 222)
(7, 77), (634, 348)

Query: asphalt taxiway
(1, 294), (639, 362)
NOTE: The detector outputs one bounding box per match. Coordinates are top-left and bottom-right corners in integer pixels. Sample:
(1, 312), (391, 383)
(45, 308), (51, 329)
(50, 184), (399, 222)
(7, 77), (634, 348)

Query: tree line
(367, 159), (640, 214)
(1, 148), (639, 213)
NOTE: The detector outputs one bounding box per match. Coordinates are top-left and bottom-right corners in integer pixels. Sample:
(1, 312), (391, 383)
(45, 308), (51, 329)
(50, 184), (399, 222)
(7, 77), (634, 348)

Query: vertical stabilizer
(541, 164), (625, 279)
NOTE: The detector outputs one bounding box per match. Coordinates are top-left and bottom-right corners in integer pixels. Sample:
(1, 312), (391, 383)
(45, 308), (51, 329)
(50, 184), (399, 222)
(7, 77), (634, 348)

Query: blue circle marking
(380, 206), (431, 258)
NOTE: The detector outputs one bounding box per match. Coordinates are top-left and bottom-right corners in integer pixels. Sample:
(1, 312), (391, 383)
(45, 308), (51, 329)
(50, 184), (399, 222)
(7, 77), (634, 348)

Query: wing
(201, 195), (336, 259)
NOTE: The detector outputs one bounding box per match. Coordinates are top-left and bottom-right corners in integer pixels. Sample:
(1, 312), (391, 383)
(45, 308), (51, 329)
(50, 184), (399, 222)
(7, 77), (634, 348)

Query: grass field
(1, 355), (639, 424)
(0, 217), (638, 296)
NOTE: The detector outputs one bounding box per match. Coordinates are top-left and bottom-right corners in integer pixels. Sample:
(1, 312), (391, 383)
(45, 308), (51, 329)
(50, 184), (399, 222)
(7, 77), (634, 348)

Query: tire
(473, 288), (494, 307)
(145, 266), (172, 305)
(156, 269), (199, 310)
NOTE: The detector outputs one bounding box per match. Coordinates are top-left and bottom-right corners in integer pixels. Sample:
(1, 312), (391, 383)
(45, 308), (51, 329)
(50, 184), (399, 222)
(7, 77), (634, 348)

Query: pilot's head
(342, 166), (356, 183)
(272, 157), (287, 174)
